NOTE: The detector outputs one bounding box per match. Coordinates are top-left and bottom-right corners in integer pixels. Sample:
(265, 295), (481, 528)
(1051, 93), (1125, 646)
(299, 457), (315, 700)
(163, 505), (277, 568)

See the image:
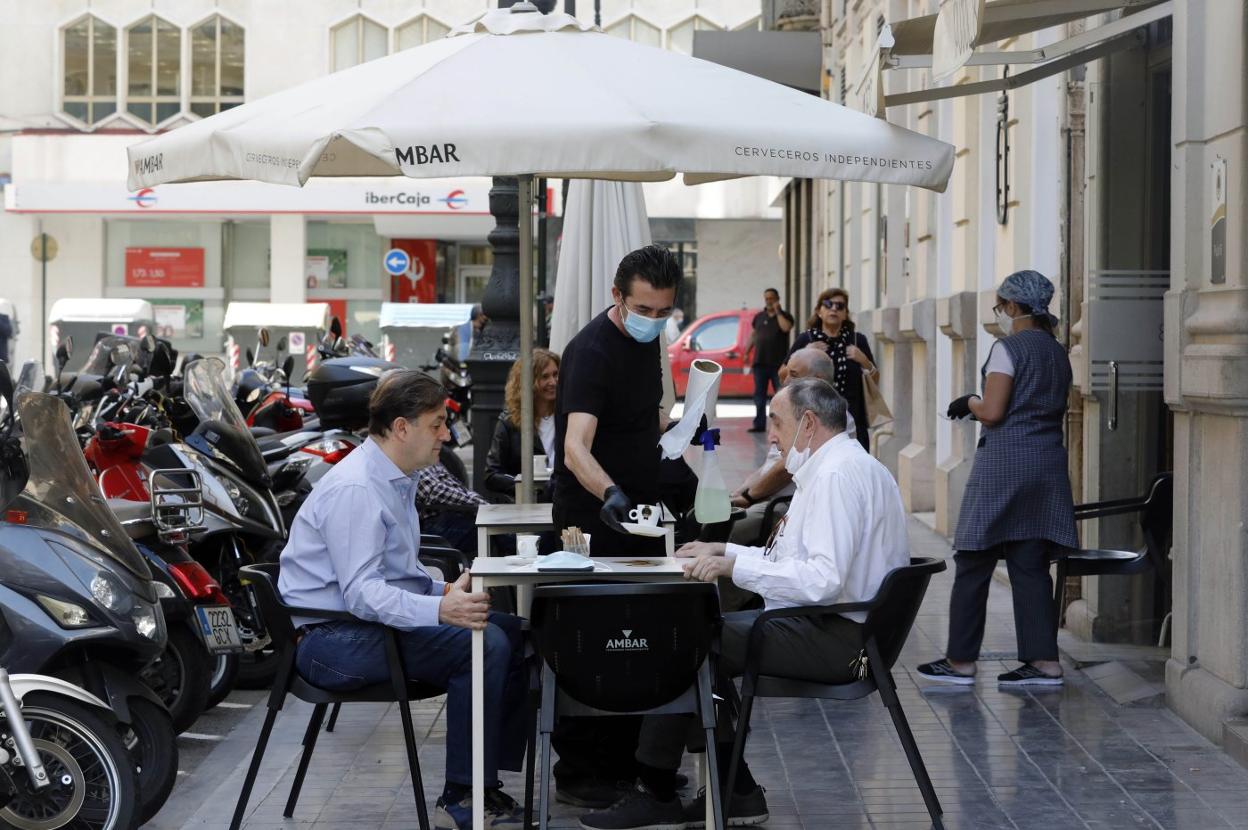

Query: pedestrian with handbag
(918, 269), (1078, 687)
(782, 287), (878, 451)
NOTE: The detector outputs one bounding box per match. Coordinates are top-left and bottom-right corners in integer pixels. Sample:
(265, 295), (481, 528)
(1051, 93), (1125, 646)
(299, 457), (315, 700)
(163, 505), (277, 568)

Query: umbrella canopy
(127, 8), (953, 192)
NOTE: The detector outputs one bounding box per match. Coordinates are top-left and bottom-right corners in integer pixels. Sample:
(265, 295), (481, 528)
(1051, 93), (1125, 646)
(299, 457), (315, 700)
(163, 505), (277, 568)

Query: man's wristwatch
(741, 489), (759, 506)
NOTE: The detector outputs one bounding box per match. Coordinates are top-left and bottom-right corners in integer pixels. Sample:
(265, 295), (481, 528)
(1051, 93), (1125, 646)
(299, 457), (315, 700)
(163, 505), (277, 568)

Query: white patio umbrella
(126, 3), (953, 507)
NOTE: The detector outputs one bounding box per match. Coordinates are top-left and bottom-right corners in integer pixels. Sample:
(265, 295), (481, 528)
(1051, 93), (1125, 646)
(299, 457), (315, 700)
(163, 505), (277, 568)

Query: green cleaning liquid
(694, 428), (732, 524)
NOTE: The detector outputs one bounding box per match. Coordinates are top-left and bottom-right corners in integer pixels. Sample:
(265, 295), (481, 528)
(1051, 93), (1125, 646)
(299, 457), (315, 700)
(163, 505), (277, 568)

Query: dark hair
(368, 370), (446, 437)
(613, 244), (682, 297)
(764, 288), (780, 299)
(806, 287), (854, 332)
(783, 377), (848, 433)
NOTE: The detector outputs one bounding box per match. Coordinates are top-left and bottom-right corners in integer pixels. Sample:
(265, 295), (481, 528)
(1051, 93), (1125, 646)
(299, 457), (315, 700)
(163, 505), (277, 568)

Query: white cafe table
(469, 556), (709, 830)
(475, 502), (678, 559)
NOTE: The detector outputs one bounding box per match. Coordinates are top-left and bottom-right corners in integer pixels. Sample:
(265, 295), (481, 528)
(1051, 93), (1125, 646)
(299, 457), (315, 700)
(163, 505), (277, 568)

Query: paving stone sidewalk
(151, 421), (1248, 830)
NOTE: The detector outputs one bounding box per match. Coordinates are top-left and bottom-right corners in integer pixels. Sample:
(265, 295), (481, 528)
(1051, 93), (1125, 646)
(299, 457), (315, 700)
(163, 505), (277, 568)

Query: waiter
(552, 243), (680, 558)
(547, 244), (680, 809)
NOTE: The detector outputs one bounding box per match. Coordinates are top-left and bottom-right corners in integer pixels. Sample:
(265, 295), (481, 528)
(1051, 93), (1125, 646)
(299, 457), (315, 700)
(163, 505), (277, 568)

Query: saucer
(621, 522), (666, 538)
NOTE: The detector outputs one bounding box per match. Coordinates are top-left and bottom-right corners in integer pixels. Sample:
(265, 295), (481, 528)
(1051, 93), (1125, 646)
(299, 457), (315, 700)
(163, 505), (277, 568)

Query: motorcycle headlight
(131, 603), (160, 640)
(90, 572), (130, 613)
(222, 479), (251, 516)
(36, 595), (93, 628)
(153, 581), (177, 600)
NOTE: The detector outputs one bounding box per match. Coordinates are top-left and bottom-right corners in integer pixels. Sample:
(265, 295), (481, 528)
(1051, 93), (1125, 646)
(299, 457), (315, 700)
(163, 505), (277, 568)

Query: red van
(668, 308), (760, 398)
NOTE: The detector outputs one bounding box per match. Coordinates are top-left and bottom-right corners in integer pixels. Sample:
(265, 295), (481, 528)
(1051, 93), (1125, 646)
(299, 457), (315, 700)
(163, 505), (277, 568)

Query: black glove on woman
(600, 485), (635, 533)
(946, 394), (980, 420)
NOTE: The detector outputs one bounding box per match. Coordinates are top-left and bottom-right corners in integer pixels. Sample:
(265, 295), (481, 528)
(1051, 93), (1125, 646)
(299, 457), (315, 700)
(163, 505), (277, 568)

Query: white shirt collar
(792, 431), (855, 487)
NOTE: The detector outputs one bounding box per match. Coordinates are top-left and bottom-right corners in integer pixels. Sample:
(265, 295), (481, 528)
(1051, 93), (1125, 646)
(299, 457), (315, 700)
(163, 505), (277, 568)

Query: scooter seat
(107, 498), (155, 539)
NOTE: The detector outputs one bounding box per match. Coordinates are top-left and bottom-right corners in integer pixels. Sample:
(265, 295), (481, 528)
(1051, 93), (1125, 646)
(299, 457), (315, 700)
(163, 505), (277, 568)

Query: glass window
(190, 15), (245, 118)
(332, 16), (387, 71)
(229, 221), (270, 291)
(667, 16), (720, 56)
(690, 317), (738, 352)
(605, 15), (662, 48)
(396, 16), (450, 51)
(305, 222), (384, 290)
(62, 16), (117, 125)
(126, 16), (181, 126)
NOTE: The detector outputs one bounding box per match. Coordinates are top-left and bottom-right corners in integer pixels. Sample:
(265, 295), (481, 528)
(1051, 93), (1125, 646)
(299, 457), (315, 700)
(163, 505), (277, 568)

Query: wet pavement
(148, 416), (1248, 829)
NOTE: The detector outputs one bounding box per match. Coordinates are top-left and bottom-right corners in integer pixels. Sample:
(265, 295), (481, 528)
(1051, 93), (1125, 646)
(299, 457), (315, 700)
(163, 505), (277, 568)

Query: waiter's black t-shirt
(552, 308), (662, 513)
(751, 309), (794, 367)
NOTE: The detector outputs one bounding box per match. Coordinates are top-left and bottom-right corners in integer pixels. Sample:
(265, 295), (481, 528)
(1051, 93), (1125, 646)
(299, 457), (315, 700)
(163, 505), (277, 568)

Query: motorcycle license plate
(194, 606), (244, 654)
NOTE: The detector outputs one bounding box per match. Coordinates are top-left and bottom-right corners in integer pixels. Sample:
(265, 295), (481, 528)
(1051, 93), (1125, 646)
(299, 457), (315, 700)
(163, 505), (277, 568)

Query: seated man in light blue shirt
(279, 370), (525, 830)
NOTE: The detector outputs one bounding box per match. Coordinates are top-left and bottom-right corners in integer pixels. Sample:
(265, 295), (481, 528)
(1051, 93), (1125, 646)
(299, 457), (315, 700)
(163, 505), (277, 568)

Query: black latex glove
(600, 485), (635, 534)
(663, 414), (710, 443)
(946, 394), (980, 420)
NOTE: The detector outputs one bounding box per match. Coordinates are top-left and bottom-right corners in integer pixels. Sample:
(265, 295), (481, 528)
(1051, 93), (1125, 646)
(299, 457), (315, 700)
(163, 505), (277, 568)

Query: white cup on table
(628, 504), (660, 527)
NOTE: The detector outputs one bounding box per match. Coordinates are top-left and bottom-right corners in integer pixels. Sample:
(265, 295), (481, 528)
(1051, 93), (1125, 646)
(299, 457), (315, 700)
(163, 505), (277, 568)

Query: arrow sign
(383, 248), (411, 276)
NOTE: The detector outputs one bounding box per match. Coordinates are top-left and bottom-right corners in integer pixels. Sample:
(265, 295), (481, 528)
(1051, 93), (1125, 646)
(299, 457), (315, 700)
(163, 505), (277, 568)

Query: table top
(514, 469), (553, 483)
(471, 555), (688, 584)
(475, 503), (554, 527)
(476, 503), (677, 528)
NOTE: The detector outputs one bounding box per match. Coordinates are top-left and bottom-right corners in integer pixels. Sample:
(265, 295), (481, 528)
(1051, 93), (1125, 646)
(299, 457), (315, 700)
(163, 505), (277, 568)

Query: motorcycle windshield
(79, 335), (140, 376)
(15, 393), (149, 578)
(183, 357), (268, 484)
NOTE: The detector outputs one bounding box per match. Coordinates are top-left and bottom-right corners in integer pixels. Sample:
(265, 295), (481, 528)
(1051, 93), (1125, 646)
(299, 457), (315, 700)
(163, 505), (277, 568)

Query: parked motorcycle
(0, 668), (140, 829)
(0, 373), (178, 825)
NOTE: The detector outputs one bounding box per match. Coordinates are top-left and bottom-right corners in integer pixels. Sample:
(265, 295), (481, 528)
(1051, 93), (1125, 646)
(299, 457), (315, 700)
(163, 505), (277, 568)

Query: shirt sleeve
(731, 471), (862, 606)
(984, 341), (1015, 377)
(725, 542), (766, 560)
(560, 344), (609, 418)
(417, 464), (487, 509)
(322, 485), (442, 629)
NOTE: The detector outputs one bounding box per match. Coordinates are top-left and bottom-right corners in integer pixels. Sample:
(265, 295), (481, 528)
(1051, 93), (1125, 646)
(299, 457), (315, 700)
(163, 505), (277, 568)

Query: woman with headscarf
(783, 287), (877, 451)
(918, 270), (1078, 687)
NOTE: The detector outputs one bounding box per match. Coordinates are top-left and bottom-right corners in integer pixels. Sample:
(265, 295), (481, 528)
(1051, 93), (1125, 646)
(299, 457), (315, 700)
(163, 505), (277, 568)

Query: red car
(668, 308), (761, 398)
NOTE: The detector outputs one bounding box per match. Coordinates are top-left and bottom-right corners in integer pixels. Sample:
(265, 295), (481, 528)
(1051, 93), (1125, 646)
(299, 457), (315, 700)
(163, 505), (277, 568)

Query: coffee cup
(628, 504), (660, 527)
(516, 534), (539, 560)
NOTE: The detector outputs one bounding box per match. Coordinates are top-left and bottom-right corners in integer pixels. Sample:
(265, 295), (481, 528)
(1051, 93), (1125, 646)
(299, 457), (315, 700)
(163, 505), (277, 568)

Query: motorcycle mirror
(0, 360), (14, 415)
(245, 347), (254, 366)
(335, 336), (347, 352)
(54, 341), (71, 374)
(258, 328), (271, 348)
(329, 317), (343, 338)
(277, 336), (288, 352)
(282, 355), (295, 379)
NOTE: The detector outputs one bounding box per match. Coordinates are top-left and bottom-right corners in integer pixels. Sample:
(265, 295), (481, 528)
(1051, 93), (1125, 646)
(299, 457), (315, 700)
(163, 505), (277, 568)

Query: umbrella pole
(519, 174), (535, 505)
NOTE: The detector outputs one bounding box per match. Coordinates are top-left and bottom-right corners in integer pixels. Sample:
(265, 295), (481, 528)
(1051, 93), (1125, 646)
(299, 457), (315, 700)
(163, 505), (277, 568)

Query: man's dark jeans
(296, 612), (526, 787)
(752, 364), (782, 430)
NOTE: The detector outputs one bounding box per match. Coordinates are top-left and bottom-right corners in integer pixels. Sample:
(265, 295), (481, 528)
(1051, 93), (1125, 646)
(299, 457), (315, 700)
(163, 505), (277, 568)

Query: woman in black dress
(783, 287), (877, 451)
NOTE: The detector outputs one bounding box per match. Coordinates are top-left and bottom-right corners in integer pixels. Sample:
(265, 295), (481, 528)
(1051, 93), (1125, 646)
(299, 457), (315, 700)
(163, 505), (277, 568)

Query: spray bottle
(693, 428), (731, 524)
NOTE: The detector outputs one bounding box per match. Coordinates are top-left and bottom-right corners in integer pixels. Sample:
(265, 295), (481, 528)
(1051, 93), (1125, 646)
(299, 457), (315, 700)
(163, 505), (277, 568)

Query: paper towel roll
(659, 358), (722, 459)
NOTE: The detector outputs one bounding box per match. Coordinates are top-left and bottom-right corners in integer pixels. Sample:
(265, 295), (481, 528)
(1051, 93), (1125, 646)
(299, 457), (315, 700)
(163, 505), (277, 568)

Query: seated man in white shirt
(580, 378), (909, 830)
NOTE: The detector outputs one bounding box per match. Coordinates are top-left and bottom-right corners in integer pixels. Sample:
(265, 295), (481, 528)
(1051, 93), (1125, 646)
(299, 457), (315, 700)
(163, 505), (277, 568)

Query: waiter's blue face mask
(620, 301), (668, 343)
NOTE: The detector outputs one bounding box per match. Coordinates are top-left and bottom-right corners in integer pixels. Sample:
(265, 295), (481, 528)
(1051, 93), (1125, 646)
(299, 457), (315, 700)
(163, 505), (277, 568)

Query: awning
(379, 302), (475, 329)
(871, 0), (1171, 110)
(49, 298), (154, 323)
(222, 302), (331, 331)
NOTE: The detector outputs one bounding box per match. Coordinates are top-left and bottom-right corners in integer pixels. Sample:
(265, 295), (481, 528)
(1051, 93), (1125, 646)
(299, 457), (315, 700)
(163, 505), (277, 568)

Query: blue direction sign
(383, 248), (410, 276)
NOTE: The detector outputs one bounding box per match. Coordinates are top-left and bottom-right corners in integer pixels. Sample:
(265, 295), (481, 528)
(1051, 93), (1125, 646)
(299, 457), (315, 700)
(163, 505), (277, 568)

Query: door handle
(1108, 360), (1119, 432)
(726, 351), (739, 359)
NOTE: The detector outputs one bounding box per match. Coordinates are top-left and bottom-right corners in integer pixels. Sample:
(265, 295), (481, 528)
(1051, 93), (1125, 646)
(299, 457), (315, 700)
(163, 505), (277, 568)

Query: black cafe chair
(748, 494), (793, 547)
(724, 557), (948, 830)
(231, 563), (444, 830)
(1056, 472), (1173, 622)
(528, 582), (726, 830)
(323, 545), (469, 735)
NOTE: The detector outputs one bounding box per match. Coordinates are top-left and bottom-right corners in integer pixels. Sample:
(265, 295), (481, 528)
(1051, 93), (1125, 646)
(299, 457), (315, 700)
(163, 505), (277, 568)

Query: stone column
(269, 214), (306, 304)
(871, 306), (910, 479)
(467, 177), (523, 491)
(935, 291), (979, 536)
(1164, 0), (1248, 747)
(898, 298), (937, 512)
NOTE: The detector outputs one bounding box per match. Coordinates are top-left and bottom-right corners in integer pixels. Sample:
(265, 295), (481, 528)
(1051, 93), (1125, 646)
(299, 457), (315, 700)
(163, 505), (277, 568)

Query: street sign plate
(383, 248), (411, 276)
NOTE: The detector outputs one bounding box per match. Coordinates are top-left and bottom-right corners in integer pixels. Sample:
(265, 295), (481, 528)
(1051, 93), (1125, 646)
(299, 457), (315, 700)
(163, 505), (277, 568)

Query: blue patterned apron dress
(953, 330), (1079, 552)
